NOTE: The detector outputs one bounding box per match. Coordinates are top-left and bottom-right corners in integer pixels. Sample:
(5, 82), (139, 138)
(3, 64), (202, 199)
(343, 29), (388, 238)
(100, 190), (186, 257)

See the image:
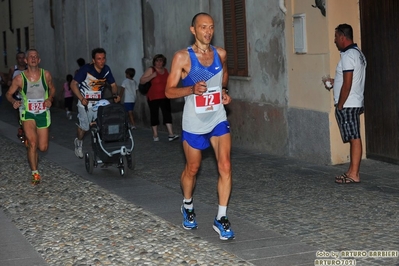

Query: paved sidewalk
(0, 100), (399, 265)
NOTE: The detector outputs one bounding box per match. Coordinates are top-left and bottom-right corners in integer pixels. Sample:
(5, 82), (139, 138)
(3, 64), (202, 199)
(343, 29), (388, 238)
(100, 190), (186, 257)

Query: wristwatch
(222, 87), (229, 94)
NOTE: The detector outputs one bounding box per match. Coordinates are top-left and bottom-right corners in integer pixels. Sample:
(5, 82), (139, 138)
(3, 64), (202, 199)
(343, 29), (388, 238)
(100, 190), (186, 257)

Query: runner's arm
(70, 79), (88, 106)
(44, 71), (56, 108)
(110, 82), (121, 103)
(165, 50), (206, 98)
(6, 76), (22, 109)
(216, 47), (231, 105)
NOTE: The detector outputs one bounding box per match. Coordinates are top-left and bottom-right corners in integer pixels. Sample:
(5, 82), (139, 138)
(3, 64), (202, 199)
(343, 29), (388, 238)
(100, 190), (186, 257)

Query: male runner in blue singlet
(166, 12), (234, 240)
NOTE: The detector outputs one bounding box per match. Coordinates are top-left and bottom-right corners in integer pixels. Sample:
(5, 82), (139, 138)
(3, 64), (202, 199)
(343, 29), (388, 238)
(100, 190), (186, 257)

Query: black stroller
(84, 102), (135, 176)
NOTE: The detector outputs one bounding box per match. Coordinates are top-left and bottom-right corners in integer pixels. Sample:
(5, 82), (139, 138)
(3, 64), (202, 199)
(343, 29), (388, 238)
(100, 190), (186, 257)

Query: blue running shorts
(182, 121), (230, 150)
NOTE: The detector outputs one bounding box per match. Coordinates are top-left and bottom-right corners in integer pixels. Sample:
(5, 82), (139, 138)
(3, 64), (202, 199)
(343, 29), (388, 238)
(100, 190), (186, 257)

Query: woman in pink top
(63, 74), (74, 120)
(140, 54), (179, 142)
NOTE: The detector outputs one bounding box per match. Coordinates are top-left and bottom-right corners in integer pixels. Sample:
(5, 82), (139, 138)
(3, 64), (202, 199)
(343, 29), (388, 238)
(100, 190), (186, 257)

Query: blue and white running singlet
(182, 46), (227, 134)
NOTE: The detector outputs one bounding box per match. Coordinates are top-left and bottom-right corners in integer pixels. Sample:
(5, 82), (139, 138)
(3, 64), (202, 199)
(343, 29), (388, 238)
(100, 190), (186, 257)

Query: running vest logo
(215, 66), (220, 70)
(30, 83), (40, 88)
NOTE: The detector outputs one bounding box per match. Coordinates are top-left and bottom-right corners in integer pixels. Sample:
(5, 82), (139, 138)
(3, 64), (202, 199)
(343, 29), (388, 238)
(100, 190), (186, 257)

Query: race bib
(84, 91), (102, 99)
(194, 86), (221, 114)
(27, 99), (46, 114)
(84, 91), (102, 107)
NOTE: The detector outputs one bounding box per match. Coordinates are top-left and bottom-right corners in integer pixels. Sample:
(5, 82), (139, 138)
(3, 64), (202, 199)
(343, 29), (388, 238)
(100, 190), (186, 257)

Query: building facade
(0, 0), (367, 165)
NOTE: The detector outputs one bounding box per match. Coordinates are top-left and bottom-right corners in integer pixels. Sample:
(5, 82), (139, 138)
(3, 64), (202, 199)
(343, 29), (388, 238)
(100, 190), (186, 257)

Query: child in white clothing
(120, 68), (137, 129)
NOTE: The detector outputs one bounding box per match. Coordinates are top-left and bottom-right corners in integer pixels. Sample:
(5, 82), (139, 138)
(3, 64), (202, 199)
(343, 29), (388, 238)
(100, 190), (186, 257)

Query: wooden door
(360, 0), (399, 163)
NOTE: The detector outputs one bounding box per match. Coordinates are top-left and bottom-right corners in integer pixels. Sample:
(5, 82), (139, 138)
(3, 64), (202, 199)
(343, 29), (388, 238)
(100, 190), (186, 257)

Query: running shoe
(213, 216), (235, 240)
(17, 127), (25, 143)
(181, 205), (198, 230)
(168, 135), (179, 142)
(31, 173), (41, 185)
(74, 138), (83, 158)
(153, 137), (159, 142)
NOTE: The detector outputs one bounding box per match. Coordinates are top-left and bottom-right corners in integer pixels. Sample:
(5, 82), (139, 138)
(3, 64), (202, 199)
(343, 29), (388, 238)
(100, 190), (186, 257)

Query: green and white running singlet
(19, 69), (51, 128)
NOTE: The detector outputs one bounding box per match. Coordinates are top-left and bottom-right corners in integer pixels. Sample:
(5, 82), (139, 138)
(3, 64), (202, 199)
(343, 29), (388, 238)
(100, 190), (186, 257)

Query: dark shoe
(17, 127), (25, 143)
(168, 135), (179, 142)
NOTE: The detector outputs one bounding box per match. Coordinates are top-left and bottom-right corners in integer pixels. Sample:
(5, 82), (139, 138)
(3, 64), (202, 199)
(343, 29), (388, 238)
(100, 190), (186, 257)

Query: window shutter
(223, 0), (248, 76)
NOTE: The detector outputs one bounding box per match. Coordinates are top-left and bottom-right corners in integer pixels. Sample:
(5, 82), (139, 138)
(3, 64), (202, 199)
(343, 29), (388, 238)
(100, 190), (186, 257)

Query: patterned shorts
(335, 107), (364, 143)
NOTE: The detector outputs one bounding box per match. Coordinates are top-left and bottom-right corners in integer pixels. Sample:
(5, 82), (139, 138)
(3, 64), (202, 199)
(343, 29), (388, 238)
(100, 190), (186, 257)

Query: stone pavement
(0, 98), (399, 265)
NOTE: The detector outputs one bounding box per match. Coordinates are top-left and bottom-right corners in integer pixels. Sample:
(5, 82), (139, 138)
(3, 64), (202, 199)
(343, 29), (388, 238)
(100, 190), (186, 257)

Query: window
(222, 0), (248, 77)
(2, 31), (7, 67)
(16, 28), (21, 52)
(24, 27), (29, 51)
(50, 0), (54, 28)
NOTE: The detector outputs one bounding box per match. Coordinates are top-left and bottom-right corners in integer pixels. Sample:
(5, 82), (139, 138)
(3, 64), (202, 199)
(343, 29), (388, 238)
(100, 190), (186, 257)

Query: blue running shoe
(181, 205), (198, 230)
(213, 216), (235, 240)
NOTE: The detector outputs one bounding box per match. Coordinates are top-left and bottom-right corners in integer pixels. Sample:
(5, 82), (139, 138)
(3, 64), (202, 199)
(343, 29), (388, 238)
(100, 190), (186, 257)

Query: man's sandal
(335, 174), (360, 184)
(335, 173), (348, 181)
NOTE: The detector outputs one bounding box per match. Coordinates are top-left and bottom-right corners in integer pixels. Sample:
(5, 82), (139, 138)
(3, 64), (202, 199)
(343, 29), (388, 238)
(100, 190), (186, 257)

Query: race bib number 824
(27, 99), (46, 113)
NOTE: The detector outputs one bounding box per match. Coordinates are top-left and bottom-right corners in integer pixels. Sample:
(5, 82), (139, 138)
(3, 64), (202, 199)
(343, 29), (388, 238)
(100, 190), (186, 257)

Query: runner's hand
(113, 95), (121, 103)
(193, 81), (207, 95)
(12, 100), (21, 109)
(44, 99), (52, 108)
(222, 91), (231, 105)
(80, 98), (88, 106)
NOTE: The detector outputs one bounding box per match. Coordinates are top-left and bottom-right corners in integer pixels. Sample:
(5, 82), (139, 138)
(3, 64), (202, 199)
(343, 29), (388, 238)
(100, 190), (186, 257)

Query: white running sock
(183, 198), (193, 210)
(217, 205), (227, 220)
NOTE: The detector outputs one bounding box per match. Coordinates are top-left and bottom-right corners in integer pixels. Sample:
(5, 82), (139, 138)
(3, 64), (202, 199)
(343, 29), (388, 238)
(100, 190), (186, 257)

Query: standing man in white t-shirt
(324, 24), (367, 184)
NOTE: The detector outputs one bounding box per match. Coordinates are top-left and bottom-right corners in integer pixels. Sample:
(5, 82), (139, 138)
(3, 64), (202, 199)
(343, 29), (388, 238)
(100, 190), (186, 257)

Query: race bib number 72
(194, 86), (221, 114)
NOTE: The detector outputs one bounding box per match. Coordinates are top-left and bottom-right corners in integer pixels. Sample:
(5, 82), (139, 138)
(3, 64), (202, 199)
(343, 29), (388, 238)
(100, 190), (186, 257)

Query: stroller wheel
(119, 156), (129, 176)
(85, 151), (94, 174)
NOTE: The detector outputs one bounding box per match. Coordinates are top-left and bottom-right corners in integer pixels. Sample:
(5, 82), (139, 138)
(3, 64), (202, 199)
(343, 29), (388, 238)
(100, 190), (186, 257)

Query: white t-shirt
(121, 78), (137, 103)
(333, 44), (367, 107)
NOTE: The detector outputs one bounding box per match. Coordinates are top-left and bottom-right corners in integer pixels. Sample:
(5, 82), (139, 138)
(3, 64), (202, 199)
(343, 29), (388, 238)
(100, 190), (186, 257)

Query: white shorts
(77, 105), (98, 131)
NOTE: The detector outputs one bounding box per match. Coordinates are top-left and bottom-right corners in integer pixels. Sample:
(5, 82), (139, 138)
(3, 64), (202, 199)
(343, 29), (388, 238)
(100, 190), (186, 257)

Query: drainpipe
(279, 0), (287, 14)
